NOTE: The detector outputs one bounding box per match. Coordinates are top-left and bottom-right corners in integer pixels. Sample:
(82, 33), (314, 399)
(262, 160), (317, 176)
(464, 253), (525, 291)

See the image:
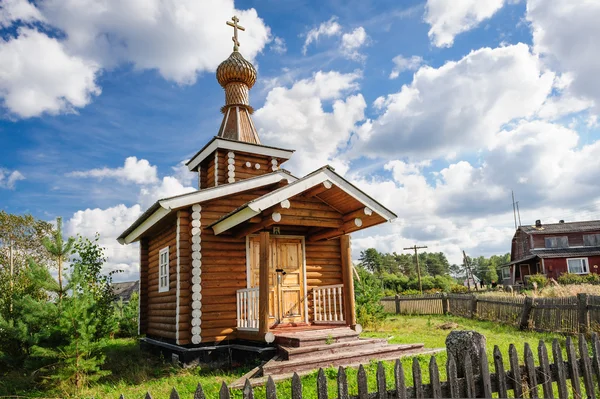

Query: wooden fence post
(470, 295), (478, 319)
(520, 296), (534, 330)
(441, 293), (449, 315)
(395, 294), (401, 315)
(578, 293), (589, 334)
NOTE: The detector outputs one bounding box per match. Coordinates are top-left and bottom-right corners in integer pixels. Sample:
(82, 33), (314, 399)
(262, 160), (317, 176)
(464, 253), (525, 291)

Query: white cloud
(254, 71), (366, 176)
(0, 168), (25, 189)
(424, 0), (507, 47)
(0, 28), (101, 118)
(0, 0), (44, 27)
(66, 204), (143, 280)
(527, 0), (600, 110)
(302, 16), (342, 55)
(68, 156), (158, 185)
(270, 36), (287, 54)
(356, 44), (554, 159)
(389, 55), (424, 79)
(341, 27), (369, 61)
(138, 176), (196, 209)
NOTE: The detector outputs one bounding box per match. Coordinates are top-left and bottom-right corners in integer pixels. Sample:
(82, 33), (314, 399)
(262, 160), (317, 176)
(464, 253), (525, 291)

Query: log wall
(146, 224), (178, 340)
(178, 210), (192, 345)
(139, 238), (149, 335)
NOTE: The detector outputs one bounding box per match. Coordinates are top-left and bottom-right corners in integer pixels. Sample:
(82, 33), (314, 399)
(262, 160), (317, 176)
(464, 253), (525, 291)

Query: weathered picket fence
(119, 333), (600, 399)
(382, 293), (600, 334)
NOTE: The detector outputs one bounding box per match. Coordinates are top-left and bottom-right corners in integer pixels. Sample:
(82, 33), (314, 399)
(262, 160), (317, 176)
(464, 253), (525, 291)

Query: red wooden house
(502, 219), (600, 285)
(117, 18), (440, 368)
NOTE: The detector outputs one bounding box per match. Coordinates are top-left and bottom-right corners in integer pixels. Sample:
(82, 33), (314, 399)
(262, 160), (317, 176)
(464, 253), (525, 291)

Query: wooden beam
(259, 231), (270, 335)
(340, 235), (356, 326)
(307, 218), (363, 241)
(304, 180), (333, 198)
(342, 207), (373, 222)
(277, 216), (342, 228)
(233, 212), (281, 238)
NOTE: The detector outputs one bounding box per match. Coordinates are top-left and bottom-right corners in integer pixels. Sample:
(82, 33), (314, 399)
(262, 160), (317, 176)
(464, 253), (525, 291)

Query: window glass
(545, 236), (568, 248)
(159, 247), (169, 292)
(567, 258), (588, 274)
(584, 234), (600, 246)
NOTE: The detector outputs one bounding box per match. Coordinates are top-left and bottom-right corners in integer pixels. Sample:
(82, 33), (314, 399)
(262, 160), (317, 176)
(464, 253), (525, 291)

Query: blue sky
(1, 0), (600, 280)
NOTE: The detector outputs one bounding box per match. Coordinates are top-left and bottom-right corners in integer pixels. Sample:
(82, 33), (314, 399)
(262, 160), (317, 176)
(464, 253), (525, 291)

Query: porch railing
(313, 284), (345, 324)
(236, 287), (259, 330)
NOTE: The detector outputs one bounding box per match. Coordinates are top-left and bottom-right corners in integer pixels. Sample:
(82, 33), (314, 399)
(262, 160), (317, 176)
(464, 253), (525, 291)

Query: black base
(140, 337), (277, 368)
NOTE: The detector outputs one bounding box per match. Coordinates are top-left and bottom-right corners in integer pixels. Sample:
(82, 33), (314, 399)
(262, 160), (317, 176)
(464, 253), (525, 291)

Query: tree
(42, 217), (75, 300)
(358, 248), (383, 274)
(354, 265), (385, 328)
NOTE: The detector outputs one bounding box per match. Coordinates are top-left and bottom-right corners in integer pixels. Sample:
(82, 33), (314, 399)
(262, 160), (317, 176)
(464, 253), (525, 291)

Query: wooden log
(357, 365), (368, 399)
(524, 343), (538, 398)
(233, 213), (278, 238)
(412, 357), (423, 399)
(429, 356), (441, 399)
(340, 235), (356, 326)
(147, 328), (176, 339)
(259, 231), (270, 335)
(509, 344), (523, 398)
(394, 359), (407, 399)
(304, 180), (333, 198)
(446, 353), (459, 399)
(493, 345), (508, 399)
(552, 339), (569, 399)
(566, 337), (582, 399)
(578, 334), (595, 399)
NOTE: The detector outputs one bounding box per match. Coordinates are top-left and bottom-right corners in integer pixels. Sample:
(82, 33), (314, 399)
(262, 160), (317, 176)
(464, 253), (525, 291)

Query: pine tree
(42, 217), (75, 300)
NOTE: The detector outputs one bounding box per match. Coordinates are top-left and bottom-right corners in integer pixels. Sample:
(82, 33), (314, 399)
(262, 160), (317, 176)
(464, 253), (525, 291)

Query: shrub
(450, 284), (469, 293)
(558, 273), (586, 285)
(400, 289), (422, 296)
(354, 268), (385, 329)
(526, 274), (548, 289)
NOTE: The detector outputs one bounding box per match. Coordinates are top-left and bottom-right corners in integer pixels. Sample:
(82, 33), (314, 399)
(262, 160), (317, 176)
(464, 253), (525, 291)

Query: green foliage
(115, 292), (139, 338)
(399, 289), (421, 296)
(450, 284), (469, 293)
(557, 273), (600, 285)
(42, 217), (75, 299)
(354, 267), (385, 329)
(526, 273), (548, 289)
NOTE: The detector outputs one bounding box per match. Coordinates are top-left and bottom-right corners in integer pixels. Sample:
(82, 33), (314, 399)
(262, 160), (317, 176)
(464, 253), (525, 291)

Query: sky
(1, 0), (600, 281)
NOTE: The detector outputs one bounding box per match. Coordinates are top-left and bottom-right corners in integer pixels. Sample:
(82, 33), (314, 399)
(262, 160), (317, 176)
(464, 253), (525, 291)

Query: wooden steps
(261, 327), (444, 376)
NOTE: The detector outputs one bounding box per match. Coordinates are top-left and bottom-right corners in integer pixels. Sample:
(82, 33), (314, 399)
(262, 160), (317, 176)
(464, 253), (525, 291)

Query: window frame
(583, 234), (600, 247)
(158, 246), (170, 293)
(501, 267), (511, 279)
(545, 236), (569, 249)
(567, 257), (589, 275)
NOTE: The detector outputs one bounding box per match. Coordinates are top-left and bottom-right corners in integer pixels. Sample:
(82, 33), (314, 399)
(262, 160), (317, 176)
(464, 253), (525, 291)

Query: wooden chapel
(118, 16), (397, 363)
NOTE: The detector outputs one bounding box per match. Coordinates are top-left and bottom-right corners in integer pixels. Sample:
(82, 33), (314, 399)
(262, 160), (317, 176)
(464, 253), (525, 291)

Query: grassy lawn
(1, 315), (571, 399)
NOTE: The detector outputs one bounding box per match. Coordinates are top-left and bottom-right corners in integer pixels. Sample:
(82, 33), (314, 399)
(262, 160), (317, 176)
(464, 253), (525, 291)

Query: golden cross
(226, 16), (245, 51)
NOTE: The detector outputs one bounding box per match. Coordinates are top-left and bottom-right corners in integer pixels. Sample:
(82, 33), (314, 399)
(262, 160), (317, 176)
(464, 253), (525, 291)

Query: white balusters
(313, 284), (345, 324)
(236, 288), (260, 330)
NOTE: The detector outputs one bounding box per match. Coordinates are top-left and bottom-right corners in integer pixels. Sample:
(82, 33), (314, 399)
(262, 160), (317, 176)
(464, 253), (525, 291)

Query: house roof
(209, 165), (397, 235)
(520, 220), (600, 235)
(186, 136), (295, 171)
(112, 280), (139, 302)
(532, 246), (600, 259)
(117, 170), (296, 244)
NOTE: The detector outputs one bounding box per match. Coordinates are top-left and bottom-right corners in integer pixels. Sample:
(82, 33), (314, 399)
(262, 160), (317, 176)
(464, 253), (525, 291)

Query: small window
(545, 236), (569, 248)
(501, 268), (511, 279)
(584, 234), (600, 246)
(567, 258), (589, 274)
(159, 247), (170, 292)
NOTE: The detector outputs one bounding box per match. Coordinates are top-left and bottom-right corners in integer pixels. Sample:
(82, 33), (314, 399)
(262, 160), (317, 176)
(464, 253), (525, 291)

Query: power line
(403, 245), (427, 294)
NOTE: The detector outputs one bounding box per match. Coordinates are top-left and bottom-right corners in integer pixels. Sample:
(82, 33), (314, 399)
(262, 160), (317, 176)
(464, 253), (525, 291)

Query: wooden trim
(259, 231), (270, 335)
(214, 151), (219, 187)
(340, 235), (356, 326)
(176, 211), (181, 344)
(120, 207), (170, 244)
(191, 204), (202, 344)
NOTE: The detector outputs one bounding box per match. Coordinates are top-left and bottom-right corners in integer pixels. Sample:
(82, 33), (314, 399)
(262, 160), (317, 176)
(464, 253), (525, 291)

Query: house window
(159, 247), (170, 292)
(567, 258), (589, 274)
(545, 236), (569, 248)
(501, 268), (511, 279)
(584, 234), (600, 246)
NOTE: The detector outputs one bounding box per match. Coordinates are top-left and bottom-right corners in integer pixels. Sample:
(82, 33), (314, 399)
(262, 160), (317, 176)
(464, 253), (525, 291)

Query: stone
(445, 330), (486, 377)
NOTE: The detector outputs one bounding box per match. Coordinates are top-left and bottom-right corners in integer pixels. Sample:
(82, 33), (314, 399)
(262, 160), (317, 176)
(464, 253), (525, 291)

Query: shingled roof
(520, 220), (600, 235)
(531, 247), (600, 258)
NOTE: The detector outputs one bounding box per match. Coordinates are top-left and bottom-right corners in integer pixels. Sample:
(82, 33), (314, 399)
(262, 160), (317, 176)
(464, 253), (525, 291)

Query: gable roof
(186, 136), (295, 171)
(118, 170), (296, 244)
(209, 165), (397, 235)
(520, 220), (600, 235)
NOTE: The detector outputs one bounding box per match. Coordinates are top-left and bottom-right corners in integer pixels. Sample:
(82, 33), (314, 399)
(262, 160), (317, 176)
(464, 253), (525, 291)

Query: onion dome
(216, 51), (257, 89)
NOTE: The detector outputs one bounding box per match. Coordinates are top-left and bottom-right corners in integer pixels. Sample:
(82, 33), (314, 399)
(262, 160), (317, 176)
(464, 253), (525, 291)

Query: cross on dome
(226, 16), (245, 51)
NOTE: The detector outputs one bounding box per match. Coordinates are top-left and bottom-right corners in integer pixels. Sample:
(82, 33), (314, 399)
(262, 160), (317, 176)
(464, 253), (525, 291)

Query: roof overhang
(186, 137), (295, 171)
(210, 166), (397, 236)
(118, 170), (296, 245)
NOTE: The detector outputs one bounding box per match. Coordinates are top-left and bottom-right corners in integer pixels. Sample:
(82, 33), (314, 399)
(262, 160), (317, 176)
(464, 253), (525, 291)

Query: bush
(354, 268), (385, 329)
(558, 273), (586, 285)
(400, 289), (422, 296)
(450, 284), (469, 293)
(526, 274), (548, 289)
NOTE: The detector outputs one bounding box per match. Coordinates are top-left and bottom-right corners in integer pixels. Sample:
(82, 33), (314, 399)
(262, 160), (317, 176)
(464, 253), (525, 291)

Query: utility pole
(512, 190), (518, 229)
(463, 250), (479, 292)
(404, 245), (427, 293)
(516, 201), (522, 227)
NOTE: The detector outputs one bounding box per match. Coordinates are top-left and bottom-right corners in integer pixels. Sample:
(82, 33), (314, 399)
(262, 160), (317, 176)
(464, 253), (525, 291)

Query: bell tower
(186, 16), (294, 188)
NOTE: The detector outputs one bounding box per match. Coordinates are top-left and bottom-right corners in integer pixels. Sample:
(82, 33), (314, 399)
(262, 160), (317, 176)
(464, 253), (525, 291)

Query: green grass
(0, 315), (572, 398)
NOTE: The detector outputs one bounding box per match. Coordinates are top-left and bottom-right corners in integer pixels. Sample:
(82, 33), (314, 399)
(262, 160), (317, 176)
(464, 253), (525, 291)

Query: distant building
(502, 220), (600, 285)
(112, 280), (139, 303)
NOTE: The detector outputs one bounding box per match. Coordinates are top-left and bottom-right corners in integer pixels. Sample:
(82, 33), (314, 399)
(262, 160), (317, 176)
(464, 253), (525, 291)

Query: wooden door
(274, 238), (305, 324)
(248, 236), (305, 324)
